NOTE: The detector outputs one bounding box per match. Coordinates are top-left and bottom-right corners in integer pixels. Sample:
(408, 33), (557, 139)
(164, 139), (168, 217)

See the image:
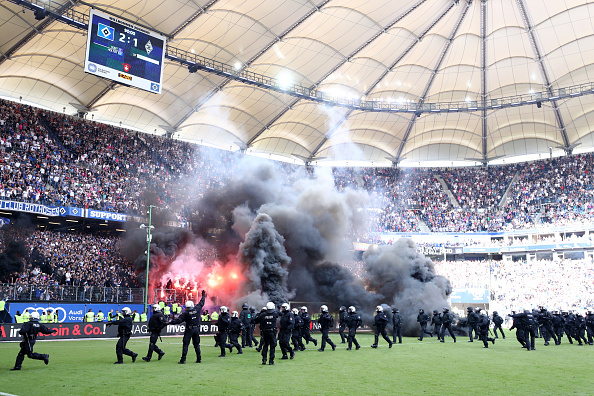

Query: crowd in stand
(434, 258), (594, 311)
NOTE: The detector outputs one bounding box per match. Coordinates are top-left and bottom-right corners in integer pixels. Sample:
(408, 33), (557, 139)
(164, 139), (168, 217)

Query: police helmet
(122, 307), (132, 316)
(261, 306), (267, 312)
(220, 306), (229, 313)
(393, 308), (399, 313)
(339, 306), (346, 312)
(376, 306), (384, 312)
(242, 303), (248, 309)
(467, 306), (473, 312)
(30, 311), (40, 321)
(476, 307), (482, 312)
(349, 306), (356, 313)
(231, 311), (239, 318)
(443, 307), (449, 313)
(185, 300), (195, 309)
(301, 306), (308, 313)
(266, 302), (275, 310)
(292, 308), (299, 315)
(281, 303), (290, 311)
(153, 304), (162, 312)
(418, 308), (424, 314)
(320, 305), (329, 313)
(249, 306), (256, 312)
(433, 310), (438, 315)
(493, 311), (498, 315)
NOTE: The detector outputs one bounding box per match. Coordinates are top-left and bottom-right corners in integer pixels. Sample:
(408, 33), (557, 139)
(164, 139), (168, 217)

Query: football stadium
(0, 1), (593, 394)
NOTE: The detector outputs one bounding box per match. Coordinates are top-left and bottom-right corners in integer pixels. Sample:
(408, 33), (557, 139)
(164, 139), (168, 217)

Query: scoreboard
(84, 9), (166, 94)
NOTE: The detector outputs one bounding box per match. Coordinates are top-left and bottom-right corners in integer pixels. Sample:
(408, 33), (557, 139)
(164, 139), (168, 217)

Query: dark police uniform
(492, 312), (505, 339)
(108, 313), (137, 363)
(509, 312), (526, 348)
(585, 312), (594, 345)
(170, 291), (206, 363)
(143, 310), (168, 361)
(574, 314), (589, 345)
(538, 308), (558, 346)
(279, 309), (295, 359)
(552, 312), (565, 344)
(249, 307), (259, 347)
(228, 316), (244, 354)
(239, 306), (252, 347)
(392, 309), (402, 344)
(416, 310), (432, 341)
(563, 312), (576, 344)
(467, 307), (479, 342)
(431, 310), (442, 336)
(255, 309), (280, 365)
(216, 311), (232, 357)
(299, 310), (318, 347)
(478, 314), (495, 348)
(11, 317), (53, 370)
(439, 309), (456, 342)
(346, 310), (362, 350)
(338, 307), (348, 343)
(292, 312), (305, 351)
(373, 310), (393, 347)
(318, 311), (336, 351)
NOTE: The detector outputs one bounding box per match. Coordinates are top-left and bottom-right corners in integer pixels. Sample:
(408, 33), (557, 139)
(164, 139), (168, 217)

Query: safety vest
(0, 300), (5, 311)
(159, 301), (165, 309)
(85, 312), (94, 322)
(52, 313), (58, 323)
(23, 312), (30, 322)
(108, 312), (115, 321)
(172, 303), (178, 313)
(164, 306), (171, 315)
(176, 306), (182, 314)
(140, 313), (147, 322)
(97, 312), (104, 322)
(40, 314), (48, 323)
(133, 313), (140, 322)
(211, 312), (219, 321)
(117, 313), (123, 320)
(15, 314), (22, 323)
(201, 314), (209, 321)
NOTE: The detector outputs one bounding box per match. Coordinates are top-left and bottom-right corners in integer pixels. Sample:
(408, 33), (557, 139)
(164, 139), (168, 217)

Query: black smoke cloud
(128, 156), (451, 335)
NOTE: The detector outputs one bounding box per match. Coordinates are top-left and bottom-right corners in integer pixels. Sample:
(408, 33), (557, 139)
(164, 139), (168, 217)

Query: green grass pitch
(1, 332), (592, 395)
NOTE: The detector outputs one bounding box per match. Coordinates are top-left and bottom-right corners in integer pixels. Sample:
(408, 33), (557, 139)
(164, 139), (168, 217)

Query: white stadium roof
(1, 0), (594, 166)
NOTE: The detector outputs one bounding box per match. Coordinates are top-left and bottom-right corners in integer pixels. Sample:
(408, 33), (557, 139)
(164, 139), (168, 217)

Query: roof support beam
(515, 0), (570, 148)
(396, 1), (470, 160)
(174, 0), (333, 132)
(0, 1), (80, 67)
(481, 0), (488, 158)
(310, 2), (456, 158)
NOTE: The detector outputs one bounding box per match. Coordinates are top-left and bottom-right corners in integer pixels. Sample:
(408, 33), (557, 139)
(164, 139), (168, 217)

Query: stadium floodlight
(139, 207), (155, 314)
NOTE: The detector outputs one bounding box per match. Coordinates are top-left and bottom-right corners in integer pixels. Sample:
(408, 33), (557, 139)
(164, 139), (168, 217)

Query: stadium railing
(0, 283), (144, 303)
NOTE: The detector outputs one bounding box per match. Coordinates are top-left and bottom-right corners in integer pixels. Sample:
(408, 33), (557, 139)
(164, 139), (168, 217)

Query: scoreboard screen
(84, 9), (166, 94)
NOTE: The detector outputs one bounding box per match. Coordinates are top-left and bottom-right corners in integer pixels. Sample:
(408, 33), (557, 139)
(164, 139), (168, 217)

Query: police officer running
(170, 290), (207, 363)
(10, 311), (53, 371)
(216, 306), (232, 357)
(345, 306), (362, 350)
(142, 304), (168, 362)
(417, 308), (432, 341)
(107, 307), (138, 364)
(228, 311), (244, 354)
(338, 306), (347, 344)
(439, 307), (456, 343)
(466, 306), (479, 342)
(372, 306), (393, 348)
(291, 308), (305, 351)
(255, 302), (280, 365)
(318, 305), (336, 352)
(299, 306), (318, 348)
(492, 311), (505, 339)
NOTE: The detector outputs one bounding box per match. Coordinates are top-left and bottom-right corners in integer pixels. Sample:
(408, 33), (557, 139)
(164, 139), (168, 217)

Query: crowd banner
(0, 199), (60, 216)
(0, 321), (221, 342)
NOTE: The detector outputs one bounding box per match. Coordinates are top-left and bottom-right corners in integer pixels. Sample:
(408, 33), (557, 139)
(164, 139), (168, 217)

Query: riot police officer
(318, 305), (336, 352)
(142, 304), (168, 362)
(538, 307), (558, 346)
(574, 313), (589, 346)
(392, 308), (402, 344)
(477, 312), (495, 348)
(228, 311), (244, 354)
(431, 310), (442, 337)
(372, 306), (393, 348)
(255, 302), (280, 365)
(10, 311), (53, 370)
(299, 306), (317, 348)
(279, 303), (295, 359)
(492, 311), (505, 339)
(552, 311), (565, 344)
(466, 306), (479, 342)
(216, 306), (232, 357)
(249, 306), (259, 347)
(107, 307), (138, 364)
(345, 306), (362, 350)
(291, 308), (305, 351)
(417, 308), (432, 341)
(239, 303), (252, 348)
(439, 307), (456, 343)
(338, 306), (347, 343)
(585, 311), (594, 345)
(169, 290), (207, 363)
